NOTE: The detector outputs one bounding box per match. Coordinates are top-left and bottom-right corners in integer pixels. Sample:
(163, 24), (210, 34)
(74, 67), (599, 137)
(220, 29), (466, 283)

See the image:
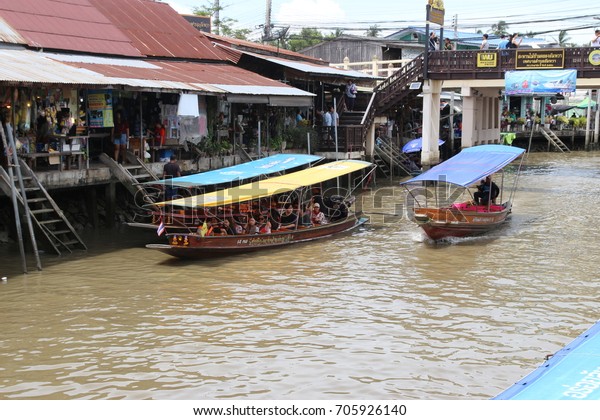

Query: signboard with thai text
(427, 0), (445, 26)
(477, 52), (497, 68)
(516, 50), (565, 69)
(505, 69), (577, 96)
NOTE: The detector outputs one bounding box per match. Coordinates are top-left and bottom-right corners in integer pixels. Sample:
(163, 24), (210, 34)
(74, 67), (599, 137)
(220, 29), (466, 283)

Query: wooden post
(105, 182), (116, 227)
(0, 122), (27, 273)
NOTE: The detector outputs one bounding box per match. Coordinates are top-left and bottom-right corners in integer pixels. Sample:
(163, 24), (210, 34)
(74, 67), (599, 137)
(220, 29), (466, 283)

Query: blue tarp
(400, 145), (525, 187)
(147, 153), (322, 188)
(494, 320), (600, 400)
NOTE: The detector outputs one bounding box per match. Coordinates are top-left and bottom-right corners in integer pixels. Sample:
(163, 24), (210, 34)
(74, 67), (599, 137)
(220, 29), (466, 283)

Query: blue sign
(505, 69), (577, 96)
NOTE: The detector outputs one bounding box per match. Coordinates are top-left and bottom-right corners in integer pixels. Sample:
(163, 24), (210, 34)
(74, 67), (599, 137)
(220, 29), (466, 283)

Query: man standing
(345, 80), (357, 111)
(163, 155), (181, 200)
(591, 29), (600, 47)
(498, 34), (509, 49)
(322, 108), (332, 140)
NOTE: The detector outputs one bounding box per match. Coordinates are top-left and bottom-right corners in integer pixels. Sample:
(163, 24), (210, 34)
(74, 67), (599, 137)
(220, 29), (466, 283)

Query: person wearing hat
(310, 202), (327, 225)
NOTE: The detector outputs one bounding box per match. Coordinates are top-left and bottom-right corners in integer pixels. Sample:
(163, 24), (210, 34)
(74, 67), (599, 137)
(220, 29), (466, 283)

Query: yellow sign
(516, 50), (565, 69)
(589, 50), (600, 66)
(477, 52), (497, 68)
(427, 0), (445, 26)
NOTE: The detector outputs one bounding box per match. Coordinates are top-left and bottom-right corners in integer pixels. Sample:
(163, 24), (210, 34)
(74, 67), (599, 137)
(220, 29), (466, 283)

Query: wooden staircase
(0, 158), (87, 256)
(372, 137), (415, 178)
(363, 54), (425, 139)
(539, 126), (570, 152)
(99, 152), (162, 208)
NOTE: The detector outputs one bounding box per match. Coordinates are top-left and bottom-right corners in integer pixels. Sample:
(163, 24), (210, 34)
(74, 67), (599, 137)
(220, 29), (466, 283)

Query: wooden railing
(426, 47), (600, 80)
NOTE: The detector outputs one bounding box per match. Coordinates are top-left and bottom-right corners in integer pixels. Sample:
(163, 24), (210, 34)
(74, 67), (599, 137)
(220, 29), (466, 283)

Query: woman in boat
(474, 176), (500, 206)
(310, 203), (328, 225)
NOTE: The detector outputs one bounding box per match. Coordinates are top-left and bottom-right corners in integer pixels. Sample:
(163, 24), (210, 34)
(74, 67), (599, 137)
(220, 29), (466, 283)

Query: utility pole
(214, 0), (220, 35)
(264, 0), (272, 41)
(453, 14), (458, 49)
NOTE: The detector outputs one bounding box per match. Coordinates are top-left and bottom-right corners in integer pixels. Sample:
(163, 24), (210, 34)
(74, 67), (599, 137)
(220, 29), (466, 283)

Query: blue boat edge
(494, 320), (600, 400)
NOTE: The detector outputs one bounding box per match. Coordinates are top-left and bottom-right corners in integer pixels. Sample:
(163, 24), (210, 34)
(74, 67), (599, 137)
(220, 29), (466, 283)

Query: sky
(165, 0), (599, 45)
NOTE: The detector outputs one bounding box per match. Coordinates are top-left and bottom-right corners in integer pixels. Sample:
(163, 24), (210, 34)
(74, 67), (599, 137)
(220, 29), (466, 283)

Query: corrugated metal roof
(227, 47), (380, 80)
(0, 48), (114, 85)
(0, 0), (142, 56)
(51, 54), (301, 87)
(44, 51), (313, 97)
(89, 0), (225, 60)
(0, 14), (25, 44)
(204, 32), (327, 65)
(210, 84), (315, 97)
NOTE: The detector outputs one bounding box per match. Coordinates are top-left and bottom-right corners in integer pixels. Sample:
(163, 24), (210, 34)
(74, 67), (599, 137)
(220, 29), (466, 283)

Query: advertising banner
(505, 69), (577, 96)
(87, 90), (113, 128)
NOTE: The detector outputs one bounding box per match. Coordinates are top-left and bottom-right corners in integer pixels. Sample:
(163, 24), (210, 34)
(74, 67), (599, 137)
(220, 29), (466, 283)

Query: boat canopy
(147, 153), (322, 188)
(400, 145), (525, 187)
(155, 160), (374, 208)
(494, 320), (600, 400)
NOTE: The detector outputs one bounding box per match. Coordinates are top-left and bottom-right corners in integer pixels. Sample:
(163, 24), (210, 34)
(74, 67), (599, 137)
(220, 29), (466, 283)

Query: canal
(0, 151), (599, 399)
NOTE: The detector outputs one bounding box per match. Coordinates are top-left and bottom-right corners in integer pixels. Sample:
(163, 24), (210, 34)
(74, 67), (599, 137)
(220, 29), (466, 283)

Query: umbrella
(402, 137), (445, 154)
(575, 98), (597, 109)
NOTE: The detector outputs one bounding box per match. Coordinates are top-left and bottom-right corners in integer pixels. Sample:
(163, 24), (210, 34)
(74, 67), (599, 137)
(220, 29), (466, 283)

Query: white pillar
(461, 87), (477, 148)
(420, 79), (442, 167)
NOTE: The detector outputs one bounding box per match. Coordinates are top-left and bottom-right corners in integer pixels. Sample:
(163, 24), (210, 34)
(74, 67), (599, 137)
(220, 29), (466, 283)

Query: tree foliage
(287, 28), (324, 51)
(193, 1), (249, 40)
(365, 25), (381, 37)
(554, 30), (574, 47)
(490, 20), (509, 36)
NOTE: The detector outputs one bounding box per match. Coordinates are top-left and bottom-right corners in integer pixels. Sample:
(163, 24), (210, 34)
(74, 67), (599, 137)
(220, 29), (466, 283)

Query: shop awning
(216, 44), (380, 82)
(46, 52), (316, 100)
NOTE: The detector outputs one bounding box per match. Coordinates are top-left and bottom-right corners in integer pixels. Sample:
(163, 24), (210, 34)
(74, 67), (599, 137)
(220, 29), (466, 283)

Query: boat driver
(474, 176), (500, 206)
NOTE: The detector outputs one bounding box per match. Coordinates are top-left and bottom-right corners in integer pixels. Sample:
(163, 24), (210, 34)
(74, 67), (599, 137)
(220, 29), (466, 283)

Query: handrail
(426, 47), (600, 79)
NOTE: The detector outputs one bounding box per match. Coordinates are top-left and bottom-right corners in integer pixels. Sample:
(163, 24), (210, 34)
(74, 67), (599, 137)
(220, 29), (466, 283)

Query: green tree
(193, 1), (249, 40)
(325, 28), (345, 40)
(287, 28), (324, 52)
(365, 25), (381, 37)
(554, 30), (573, 47)
(490, 20), (509, 36)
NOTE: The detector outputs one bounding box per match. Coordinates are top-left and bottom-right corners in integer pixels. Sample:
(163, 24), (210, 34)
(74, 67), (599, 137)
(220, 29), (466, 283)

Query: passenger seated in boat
(474, 176), (500, 206)
(299, 204), (312, 226)
(244, 217), (260, 235)
(329, 197), (348, 222)
(279, 203), (299, 229)
(310, 203), (328, 225)
(222, 218), (236, 235)
(267, 208), (281, 230)
(208, 218), (223, 236)
(259, 220), (272, 234)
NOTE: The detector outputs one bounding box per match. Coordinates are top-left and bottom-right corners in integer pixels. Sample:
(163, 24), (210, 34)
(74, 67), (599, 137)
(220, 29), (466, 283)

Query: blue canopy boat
(400, 145), (526, 240)
(131, 154), (322, 231)
(145, 153), (322, 188)
(494, 320), (600, 400)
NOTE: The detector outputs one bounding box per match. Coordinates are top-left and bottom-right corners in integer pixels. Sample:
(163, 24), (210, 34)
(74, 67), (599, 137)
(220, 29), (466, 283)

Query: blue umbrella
(402, 137), (445, 154)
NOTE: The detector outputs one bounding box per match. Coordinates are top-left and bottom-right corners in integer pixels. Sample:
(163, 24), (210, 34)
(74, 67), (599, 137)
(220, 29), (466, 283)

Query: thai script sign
(427, 0), (445, 26)
(516, 50), (565, 69)
(477, 52), (497, 68)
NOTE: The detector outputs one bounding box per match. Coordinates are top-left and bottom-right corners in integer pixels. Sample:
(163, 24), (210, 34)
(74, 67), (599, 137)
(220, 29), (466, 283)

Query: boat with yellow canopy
(146, 159), (375, 259)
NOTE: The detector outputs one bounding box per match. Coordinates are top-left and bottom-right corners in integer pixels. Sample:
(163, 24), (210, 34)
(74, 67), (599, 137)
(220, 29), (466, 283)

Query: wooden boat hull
(146, 216), (368, 259)
(413, 203), (511, 240)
